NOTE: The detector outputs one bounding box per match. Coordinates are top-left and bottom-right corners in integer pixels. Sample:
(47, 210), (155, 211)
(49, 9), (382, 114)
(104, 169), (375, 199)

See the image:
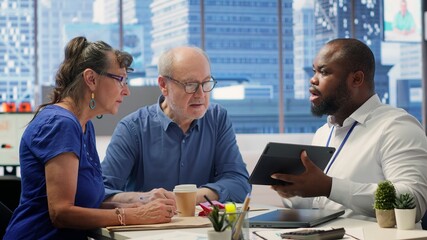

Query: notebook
(249, 142), (336, 185)
(249, 209), (345, 228)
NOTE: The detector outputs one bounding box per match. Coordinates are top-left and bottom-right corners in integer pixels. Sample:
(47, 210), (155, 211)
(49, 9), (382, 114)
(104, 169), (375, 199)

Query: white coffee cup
(173, 184), (197, 217)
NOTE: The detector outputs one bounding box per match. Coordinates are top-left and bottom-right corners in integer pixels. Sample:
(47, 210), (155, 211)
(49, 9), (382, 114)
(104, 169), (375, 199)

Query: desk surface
(91, 208), (427, 240)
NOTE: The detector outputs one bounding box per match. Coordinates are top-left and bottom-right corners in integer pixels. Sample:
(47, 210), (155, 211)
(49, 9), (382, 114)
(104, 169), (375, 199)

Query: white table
(90, 209), (427, 240)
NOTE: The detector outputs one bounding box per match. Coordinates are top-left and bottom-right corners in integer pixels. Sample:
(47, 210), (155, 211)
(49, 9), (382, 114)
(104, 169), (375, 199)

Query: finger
(271, 186), (295, 198)
(151, 189), (165, 198)
(300, 150), (316, 171)
(169, 206), (175, 218)
(162, 198), (177, 207)
(164, 191), (176, 201)
(166, 207), (174, 218)
(300, 150), (308, 160)
(159, 188), (170, 196)
(282, 192), (296, 198)
(271, 173), (295, 183)
(158, 199), (177, 213)
(169, 202), (177, 212)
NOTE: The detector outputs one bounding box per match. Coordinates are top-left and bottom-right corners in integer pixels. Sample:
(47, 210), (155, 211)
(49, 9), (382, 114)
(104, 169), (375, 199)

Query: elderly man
(101, 46), (251, 205)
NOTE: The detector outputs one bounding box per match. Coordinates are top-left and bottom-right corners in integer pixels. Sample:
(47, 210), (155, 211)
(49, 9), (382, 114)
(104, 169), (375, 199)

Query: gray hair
(157, 46), (210, 77)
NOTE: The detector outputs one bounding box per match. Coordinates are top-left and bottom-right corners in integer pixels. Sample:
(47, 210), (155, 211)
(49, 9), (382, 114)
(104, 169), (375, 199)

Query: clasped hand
(130, 188), (177, 224)
(139, 188), (176, 204)
(270, 151), (332, 198)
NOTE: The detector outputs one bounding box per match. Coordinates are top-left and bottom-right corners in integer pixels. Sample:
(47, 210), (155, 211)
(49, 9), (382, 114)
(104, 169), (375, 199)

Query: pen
(232, 193), (251, 240)
(203, 195), (214, 206)
(248, 208), (269, 212)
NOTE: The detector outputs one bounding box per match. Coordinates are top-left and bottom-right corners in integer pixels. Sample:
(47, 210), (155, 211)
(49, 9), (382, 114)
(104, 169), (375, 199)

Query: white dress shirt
(284, 94), (427, 222)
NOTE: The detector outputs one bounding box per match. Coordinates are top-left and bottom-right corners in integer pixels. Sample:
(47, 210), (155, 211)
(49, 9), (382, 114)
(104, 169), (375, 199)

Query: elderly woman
(4, 36), (176, 240)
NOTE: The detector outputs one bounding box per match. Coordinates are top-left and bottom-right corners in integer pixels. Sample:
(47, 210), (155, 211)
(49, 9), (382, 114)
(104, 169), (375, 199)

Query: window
(0, 0), (423, 134)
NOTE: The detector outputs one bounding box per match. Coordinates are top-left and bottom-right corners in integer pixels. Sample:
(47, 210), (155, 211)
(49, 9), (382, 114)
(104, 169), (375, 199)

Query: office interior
(2, 0), (427, 236)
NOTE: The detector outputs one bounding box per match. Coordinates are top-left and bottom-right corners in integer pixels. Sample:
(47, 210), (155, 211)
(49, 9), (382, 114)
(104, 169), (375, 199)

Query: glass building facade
(0, 0), (423, 134)
(0, 0), (34, 111)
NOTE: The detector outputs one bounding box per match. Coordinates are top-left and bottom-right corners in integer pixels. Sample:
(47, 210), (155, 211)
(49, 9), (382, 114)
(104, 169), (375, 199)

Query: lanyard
(324, 121), (358, 174)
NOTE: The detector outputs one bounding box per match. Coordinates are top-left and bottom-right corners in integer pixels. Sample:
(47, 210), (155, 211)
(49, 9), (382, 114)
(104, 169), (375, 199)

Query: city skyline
(0, 0), (423, 133)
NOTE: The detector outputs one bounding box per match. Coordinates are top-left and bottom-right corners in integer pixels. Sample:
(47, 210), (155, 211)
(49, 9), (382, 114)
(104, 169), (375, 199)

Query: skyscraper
(293, 0), (315, 99)
(150, 0), (304, 132)
(38, 0), (94, 86)
(314, 0), (392, 103)
(0, 0), (35, 110)
(94, 0), (152, 73)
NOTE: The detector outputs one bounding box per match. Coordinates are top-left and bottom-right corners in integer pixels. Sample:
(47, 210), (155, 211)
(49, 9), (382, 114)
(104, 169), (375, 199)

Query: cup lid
(173, 184), (197, 192)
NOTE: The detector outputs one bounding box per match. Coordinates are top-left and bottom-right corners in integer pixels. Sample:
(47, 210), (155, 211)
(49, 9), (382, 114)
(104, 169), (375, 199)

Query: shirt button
(181, 163), (184, 167)
(182, 140), (185, 143)
(86, 152), (89, 156)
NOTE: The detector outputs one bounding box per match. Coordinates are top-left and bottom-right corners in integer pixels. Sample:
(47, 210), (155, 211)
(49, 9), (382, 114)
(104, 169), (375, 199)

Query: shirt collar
(156, 95), (200, 132)
(328, 94), (381, 128)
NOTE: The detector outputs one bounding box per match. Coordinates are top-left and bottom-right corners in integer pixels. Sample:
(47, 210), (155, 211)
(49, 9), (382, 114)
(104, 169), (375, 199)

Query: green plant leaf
(374, 180), (396, 210)
(394, 193), (416, 209)
(207, 205), (232, 232)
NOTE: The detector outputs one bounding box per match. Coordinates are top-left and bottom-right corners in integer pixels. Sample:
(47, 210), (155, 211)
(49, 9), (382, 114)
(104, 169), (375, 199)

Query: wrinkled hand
(140, 188), (176, 205)
(132, 198), (177, 224)
(270, 151), (332, 198)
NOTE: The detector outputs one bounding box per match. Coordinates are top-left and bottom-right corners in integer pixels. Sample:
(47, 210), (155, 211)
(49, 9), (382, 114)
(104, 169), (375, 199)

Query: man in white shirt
(270, 38), (427, 222)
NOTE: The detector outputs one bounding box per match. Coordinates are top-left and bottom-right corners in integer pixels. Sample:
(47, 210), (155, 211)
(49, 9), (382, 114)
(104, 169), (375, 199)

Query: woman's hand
(129, 198), (177, 224)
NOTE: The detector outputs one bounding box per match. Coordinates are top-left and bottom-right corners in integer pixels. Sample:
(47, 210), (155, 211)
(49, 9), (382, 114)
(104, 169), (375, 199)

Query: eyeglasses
(102, 72), (128, 87)
(164, 76), (217, 94)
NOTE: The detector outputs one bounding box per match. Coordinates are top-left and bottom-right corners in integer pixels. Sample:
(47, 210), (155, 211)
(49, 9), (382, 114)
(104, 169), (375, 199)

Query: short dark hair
(326, 38), (375, 89)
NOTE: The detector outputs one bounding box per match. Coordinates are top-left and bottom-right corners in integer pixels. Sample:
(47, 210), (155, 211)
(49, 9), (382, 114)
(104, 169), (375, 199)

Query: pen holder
(228, 211), (249, 240)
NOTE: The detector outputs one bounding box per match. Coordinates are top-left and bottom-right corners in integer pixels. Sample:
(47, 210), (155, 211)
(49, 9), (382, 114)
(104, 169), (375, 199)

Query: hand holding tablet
(248, 142), (335, 185)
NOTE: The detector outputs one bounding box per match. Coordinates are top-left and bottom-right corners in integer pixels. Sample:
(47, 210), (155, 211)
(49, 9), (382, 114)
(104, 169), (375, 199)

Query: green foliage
(394, 193), (416, 209)
(374, 180), (396, 210)
(207, 205), (231, 232)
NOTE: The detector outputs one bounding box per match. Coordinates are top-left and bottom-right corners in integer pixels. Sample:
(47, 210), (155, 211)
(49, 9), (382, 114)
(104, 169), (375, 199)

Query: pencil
(232, 193), (251, 240)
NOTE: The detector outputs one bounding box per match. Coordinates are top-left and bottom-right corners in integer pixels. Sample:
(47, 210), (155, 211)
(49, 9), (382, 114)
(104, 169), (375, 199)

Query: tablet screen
(248, 142), (335, 185)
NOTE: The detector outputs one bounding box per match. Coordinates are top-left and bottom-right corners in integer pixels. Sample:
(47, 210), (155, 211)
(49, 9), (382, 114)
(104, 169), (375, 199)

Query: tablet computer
(248, 142), (335, 185)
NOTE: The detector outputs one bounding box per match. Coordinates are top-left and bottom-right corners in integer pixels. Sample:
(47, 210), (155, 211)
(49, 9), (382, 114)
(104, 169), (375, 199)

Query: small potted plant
(394, 192), (416, 230)
(206, 204), (232, 240)
(374, 180), (396, 228)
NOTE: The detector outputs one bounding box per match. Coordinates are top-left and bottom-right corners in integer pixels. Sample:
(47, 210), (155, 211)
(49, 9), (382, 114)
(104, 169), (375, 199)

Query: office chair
(0, 176), (20, 238)
(0, 201), (13, 238)
(0, 175), (21, 212)
(422, 211), (427, 230)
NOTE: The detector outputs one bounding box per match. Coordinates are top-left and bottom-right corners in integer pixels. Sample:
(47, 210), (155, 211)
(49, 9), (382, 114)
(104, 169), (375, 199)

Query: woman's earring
(89, 92), (96, 109)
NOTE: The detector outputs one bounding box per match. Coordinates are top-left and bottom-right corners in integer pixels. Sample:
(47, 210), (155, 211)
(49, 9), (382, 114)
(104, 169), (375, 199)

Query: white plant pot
(395, 208), (416, 230)
(207, 229), (232, 240)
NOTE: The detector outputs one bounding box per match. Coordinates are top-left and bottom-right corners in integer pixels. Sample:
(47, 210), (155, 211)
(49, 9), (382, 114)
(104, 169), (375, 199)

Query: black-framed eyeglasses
(102, 72), (128, 87)
(164, 76), (217, 94)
